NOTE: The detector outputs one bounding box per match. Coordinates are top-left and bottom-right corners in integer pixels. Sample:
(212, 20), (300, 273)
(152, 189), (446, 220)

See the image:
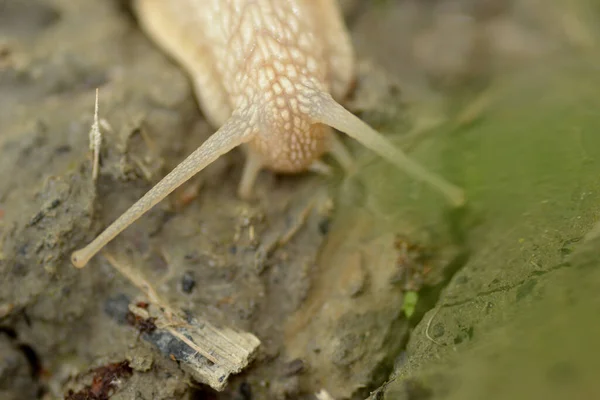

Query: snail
(71, 0), (464, 268)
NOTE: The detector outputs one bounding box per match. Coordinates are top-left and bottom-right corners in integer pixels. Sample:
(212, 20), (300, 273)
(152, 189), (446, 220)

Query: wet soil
(1, 0), (598, 400)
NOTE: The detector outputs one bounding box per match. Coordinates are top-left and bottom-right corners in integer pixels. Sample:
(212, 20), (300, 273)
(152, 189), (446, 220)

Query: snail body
(71, 0), (464, 268)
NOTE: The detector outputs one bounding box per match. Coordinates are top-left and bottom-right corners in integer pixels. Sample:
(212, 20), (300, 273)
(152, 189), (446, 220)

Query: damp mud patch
(3, 0), (595, 399)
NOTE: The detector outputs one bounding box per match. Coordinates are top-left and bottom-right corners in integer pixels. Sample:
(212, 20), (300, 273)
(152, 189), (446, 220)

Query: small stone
(281, 358), (305, 377)
(181, 271), (196, 294)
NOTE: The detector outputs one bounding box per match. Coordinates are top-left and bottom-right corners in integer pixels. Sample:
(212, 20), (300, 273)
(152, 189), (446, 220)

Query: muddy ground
(1, 0), (599, 399)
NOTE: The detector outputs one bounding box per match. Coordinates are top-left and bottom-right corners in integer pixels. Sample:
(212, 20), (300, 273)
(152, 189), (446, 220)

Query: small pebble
(281, 358), (305, 377)
(181, 271), (196, 294)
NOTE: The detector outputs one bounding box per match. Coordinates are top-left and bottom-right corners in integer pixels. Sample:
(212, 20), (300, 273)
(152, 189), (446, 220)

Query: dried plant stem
(89, 88), (102, 182)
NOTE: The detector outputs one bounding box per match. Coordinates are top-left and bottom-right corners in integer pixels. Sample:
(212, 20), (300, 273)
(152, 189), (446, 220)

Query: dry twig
(102, 253), (260, 390)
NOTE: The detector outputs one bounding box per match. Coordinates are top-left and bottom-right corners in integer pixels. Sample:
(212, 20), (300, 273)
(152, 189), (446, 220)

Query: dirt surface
(1, 0), (598, 400)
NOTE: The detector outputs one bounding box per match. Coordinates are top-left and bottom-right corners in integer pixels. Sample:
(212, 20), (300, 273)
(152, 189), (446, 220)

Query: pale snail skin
(71, 0), (464, 268)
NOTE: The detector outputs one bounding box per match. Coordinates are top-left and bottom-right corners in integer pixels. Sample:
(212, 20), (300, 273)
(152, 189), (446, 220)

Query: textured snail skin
(133, 0), (354, 174)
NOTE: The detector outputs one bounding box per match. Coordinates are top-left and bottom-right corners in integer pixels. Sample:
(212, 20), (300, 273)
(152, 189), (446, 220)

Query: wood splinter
(71, 0), (465, 268)
(102, 253), (260, 391)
